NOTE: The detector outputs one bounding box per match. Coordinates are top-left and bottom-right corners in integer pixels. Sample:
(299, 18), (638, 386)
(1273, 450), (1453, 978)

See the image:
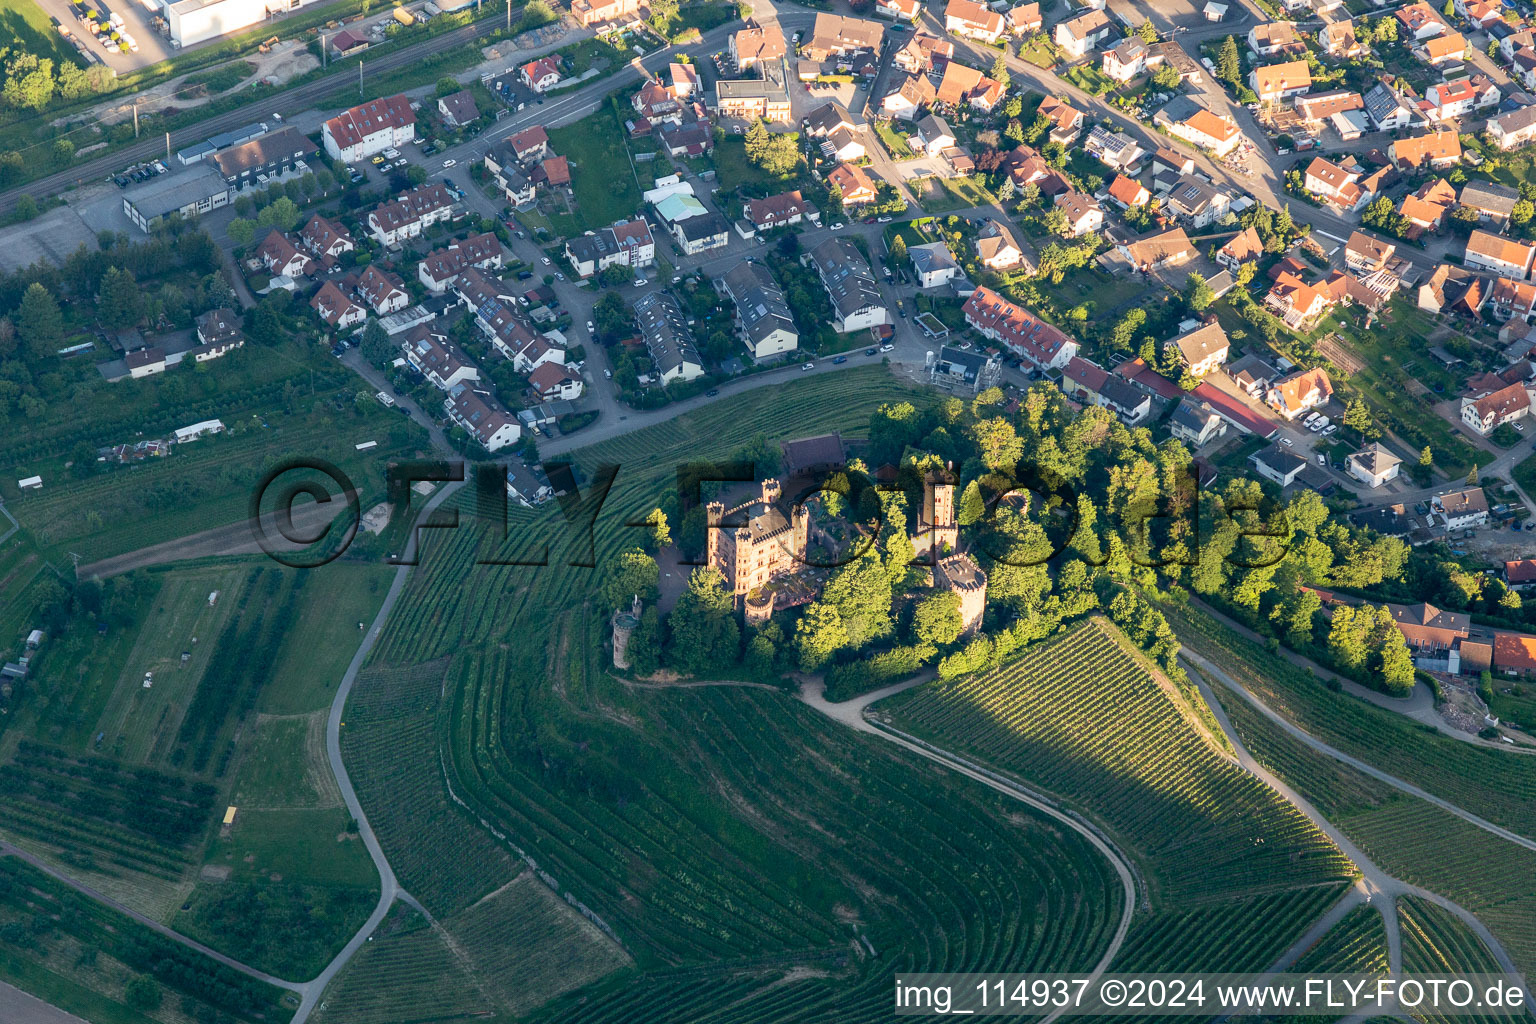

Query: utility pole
(165, 131), (170, 162)
(358, 59), (363, 96)
(321, 33), (327, 68)
(132, 101), (138, 138)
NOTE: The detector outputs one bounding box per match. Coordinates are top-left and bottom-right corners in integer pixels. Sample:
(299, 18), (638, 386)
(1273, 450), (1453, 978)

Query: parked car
(865, 347), (877, 356)
(832, 355), (847, 364)
(541, 257), (551, 265)
(442, 158), (457, 168)
(706, 388), (719, 396)
(604, 368), (612, 379)
(802, 362), (814, 371)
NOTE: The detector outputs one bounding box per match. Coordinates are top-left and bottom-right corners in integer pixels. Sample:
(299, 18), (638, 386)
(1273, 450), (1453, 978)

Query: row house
(367, 183), (456, 247)
(564, 218), (655, 278)
(808, 236), (888, 333)
(962, 286), (1078, 369)
(444, 383), (520, 452)
(404, 325), (478, 391)
(255, 229), (313, 279)
(633, 291), (704, 383)
(1466, 229), (1536, 279)
(322, 93), (415, 163)
(1399, 178), (1457, 232)
(570, 0), (643, 26)
(801, 12), (886, 62)
(356, 265), (409, 315)
(721, 259), (799, 360)
(417, 232), (504, 293)
(300, 214), (354, 262)
(1061, 356), (1152, 424)
(311, 281), (366, 331)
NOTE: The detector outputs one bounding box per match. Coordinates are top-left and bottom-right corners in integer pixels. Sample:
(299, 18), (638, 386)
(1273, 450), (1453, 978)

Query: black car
(864, 347), (876, 356)
(832, 355), (847, 364)
(706, 388), (719, 396)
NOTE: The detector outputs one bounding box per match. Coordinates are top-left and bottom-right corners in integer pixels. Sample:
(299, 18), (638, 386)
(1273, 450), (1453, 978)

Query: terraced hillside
(880, 618), (1357, 973)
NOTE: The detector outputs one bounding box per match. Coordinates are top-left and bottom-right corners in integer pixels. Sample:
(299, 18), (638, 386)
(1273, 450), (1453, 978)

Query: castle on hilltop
(707, 479), (810, 604)
(912, 469), (959, 563)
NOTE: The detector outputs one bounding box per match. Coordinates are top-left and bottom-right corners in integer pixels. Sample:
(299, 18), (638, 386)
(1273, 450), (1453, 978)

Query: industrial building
(122, 164), (231, 231)
(165, 0), (323, 48)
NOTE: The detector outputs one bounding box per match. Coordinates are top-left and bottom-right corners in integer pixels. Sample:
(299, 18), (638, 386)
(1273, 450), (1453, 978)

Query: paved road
(798, 674), (1140, 1009)
(1184, 656), (1535, 1016)
(296, 474), (465, 1023)
(0, 980), (89, 1024)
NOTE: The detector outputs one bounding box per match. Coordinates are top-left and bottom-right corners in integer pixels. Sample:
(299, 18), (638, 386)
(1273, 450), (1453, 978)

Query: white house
(1054, 9), (1114, 58)
(1347, 443), (1402, 488)
(1466, 230), (1536, 279)
(321, 94), (415, 163)
(910, 241), (960, 288)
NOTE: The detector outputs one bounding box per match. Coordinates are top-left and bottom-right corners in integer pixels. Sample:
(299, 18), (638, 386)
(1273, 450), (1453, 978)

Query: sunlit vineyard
(1293, 905), (1389, 974)
(882, 618), (1356, 908)
(1399, 895), (1507, 1024)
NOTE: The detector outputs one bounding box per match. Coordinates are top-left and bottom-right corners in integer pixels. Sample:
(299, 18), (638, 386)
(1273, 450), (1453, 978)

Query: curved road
(1185, 658), (1535, 1018)
(798, 676), (1140, 1010)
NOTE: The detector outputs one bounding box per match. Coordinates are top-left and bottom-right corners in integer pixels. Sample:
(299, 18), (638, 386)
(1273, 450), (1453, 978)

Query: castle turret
(705, 500), (725, 574)
(612, 595), (642, 670)
(936, 553), (987, 636)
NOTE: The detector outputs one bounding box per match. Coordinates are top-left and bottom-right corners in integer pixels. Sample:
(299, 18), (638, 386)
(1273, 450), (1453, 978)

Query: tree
(1042, 206), (1068, 236)
(227, 217), (255, 246)
(124, 977), (161, 1012)
(957, 479), (987, 527)
(890, 234), (908, 265)
(1342, 397), (1372, 435)
(650, 0), (679, 23)
(796, 601), (847, 670)
(360, 319), (393, 365)
(1184, 272), (1214, 312)
(1420, 446), (1433, 467)
(1217, 35), (1241, 86)
(1442, 0), (1454, 16)
(971, 416), (1023, 473)
(912, 589), (964, 646)
(744, 119), (771, 163)
(16, 283), (63, 357)
(1468, 463), (1480, 486)
(1151, 62), (1181, 90)
(97, 266), (143, 330)
(1137, 20), (1157, 41)
(628, 607), (662, 675)
(989, 53), (1011, 90)
(598, 548), (659, 610)
(1515, 199), (1535, 228)
(667, 568), (739, 675)
(642, 507), (671, 551)
(257, 196), (301, 231)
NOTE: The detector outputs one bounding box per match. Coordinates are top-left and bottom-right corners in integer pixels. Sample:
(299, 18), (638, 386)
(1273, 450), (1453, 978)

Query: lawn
(261, 561), (394, 715)
(548, 105), (642, 234)
(1017, 32), (1060, 69)
(649, 0), (741, 42)
(1061, 63), (1117, 97)
(916, 174), (995, 214)
(874, 120), (916, 159)
(1041, 265), (1139, 318)
(1514, 450), (1536, 496)
(0, 0), (87, 68)
(713, 135), (798, 189)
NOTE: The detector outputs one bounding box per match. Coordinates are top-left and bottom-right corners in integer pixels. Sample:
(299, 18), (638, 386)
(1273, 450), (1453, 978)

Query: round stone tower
(612, 595), (641, 670)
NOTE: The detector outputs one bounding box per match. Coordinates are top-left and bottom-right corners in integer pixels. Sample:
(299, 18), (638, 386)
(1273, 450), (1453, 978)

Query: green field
(0, 0), (87, 69)
(1399, 895), (1507, 1024)
(261, 561), (393, 714)
(881, 618), (1355, 909)
(548, 105), (644, 235)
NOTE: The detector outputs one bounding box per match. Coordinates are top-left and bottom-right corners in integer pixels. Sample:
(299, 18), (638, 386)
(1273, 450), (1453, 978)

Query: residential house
(311, 281), (366, 330)
(912, 114), (957, 157)
(1055, 191), (1103, 237)
(255, 230), (313, 278)
(1248, 22), (1304, 56)
(1389, 130), (1462, 169)
(803, 102), (857, 139)
(404, 325), (477, 390)
(300, 214), (354, 260)
(671, 212), (731, 255)
(934, 62), (992, 108)
(1461, 381), (1532, 433)
(1164, 321), (1230, 377)
(877, 0), (922, 20)
(1304, 156), (1369, 212)
(1102, 37), (1163, 82)
(1054, 9), (1114, 58)
(1169, 398), (1229, 446)
(1249, 60), (1311, 105)
(883, 74), (938, 119)
(1386, 602), (1472, 663)
(801, 12), (886, 61)
(1216, 226), (1264, 272)
(1037, 96), (1083, 145)
(975, 218), (1027, 269)
(827, 162), (878, 205)
(444, 384), (519, 452)
(520, 57), (562, 93)
(1416, 31), (1467, 66)
(1163, 175), (1233, 229)
(809, 236), (888, 332)
(893, 32), (954, 73)
(417, 232), (504, 292)
(910, 241), (960, 287)
(1321, 20), (1365, 58)
(321, 93), (415, 162)
(1250, 445), (1308, 486)
(1488, 106), (1536, 150)
(1006, 1), (1041, 34)
(211, 127), (315, 192)
(1489, 276), (1536, 321)
(1153, 146), (1196, 178)
(1364, 81), (1416, 131)
(437, 90), (480, 126)
(1461, 180), (1520, 223)
(1061, 356), (1151, 423)
(962, 286), (1078, 368)
(944, 0), (1004, 42)
(1433, 487), (1489, 528)
(1083, 126), (1143, 170)
(191, 308), (244, 362)
(634, 291), (705, 382)
(1294, 90), (1365, 125)
(1398, 178), (1457, 232)
(746, 191), (817, 232)
(659, 121), (715, 159)
(1422, 77), (1479, 119)
(1418, 263), (1488, 315)
(1466, 229), (1536, 278)
(1396, 1), (1449, 39)
(356, 266), (410, 315)
(820, 125), (867, 162)
(570, 0), (644, 25)
(716, 58), (792, 121)
(1347, 443), (1402, 487)
(1116, 227), (1194, 272)
(1106, 173), (1151, 209)
(730, 21), (787, 70)
(670, 62), (701, 98)
(1154, 100), (1241, 157)
(1265, 271), (1334, 329)
(1266, 367), (1334, 420)
(528, 362), (584, 401)
(1457, 0), (1502, 28)
(367, 183), (455, 246)
(1345, 231), (1396, 274)
(1226, 352), (1279, 395)
(722, 260), (798, 359)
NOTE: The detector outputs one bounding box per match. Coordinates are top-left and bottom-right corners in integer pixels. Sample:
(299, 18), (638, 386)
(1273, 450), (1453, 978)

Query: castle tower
(705, 500), (725, 575)
(935, 553), (987, 636)
(612, 595), (641, 670)
(744, 588), (775, 625)
(914, 469), (960, 562)
(791, 504), (810, 562)
(761, 478), (781, 506)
